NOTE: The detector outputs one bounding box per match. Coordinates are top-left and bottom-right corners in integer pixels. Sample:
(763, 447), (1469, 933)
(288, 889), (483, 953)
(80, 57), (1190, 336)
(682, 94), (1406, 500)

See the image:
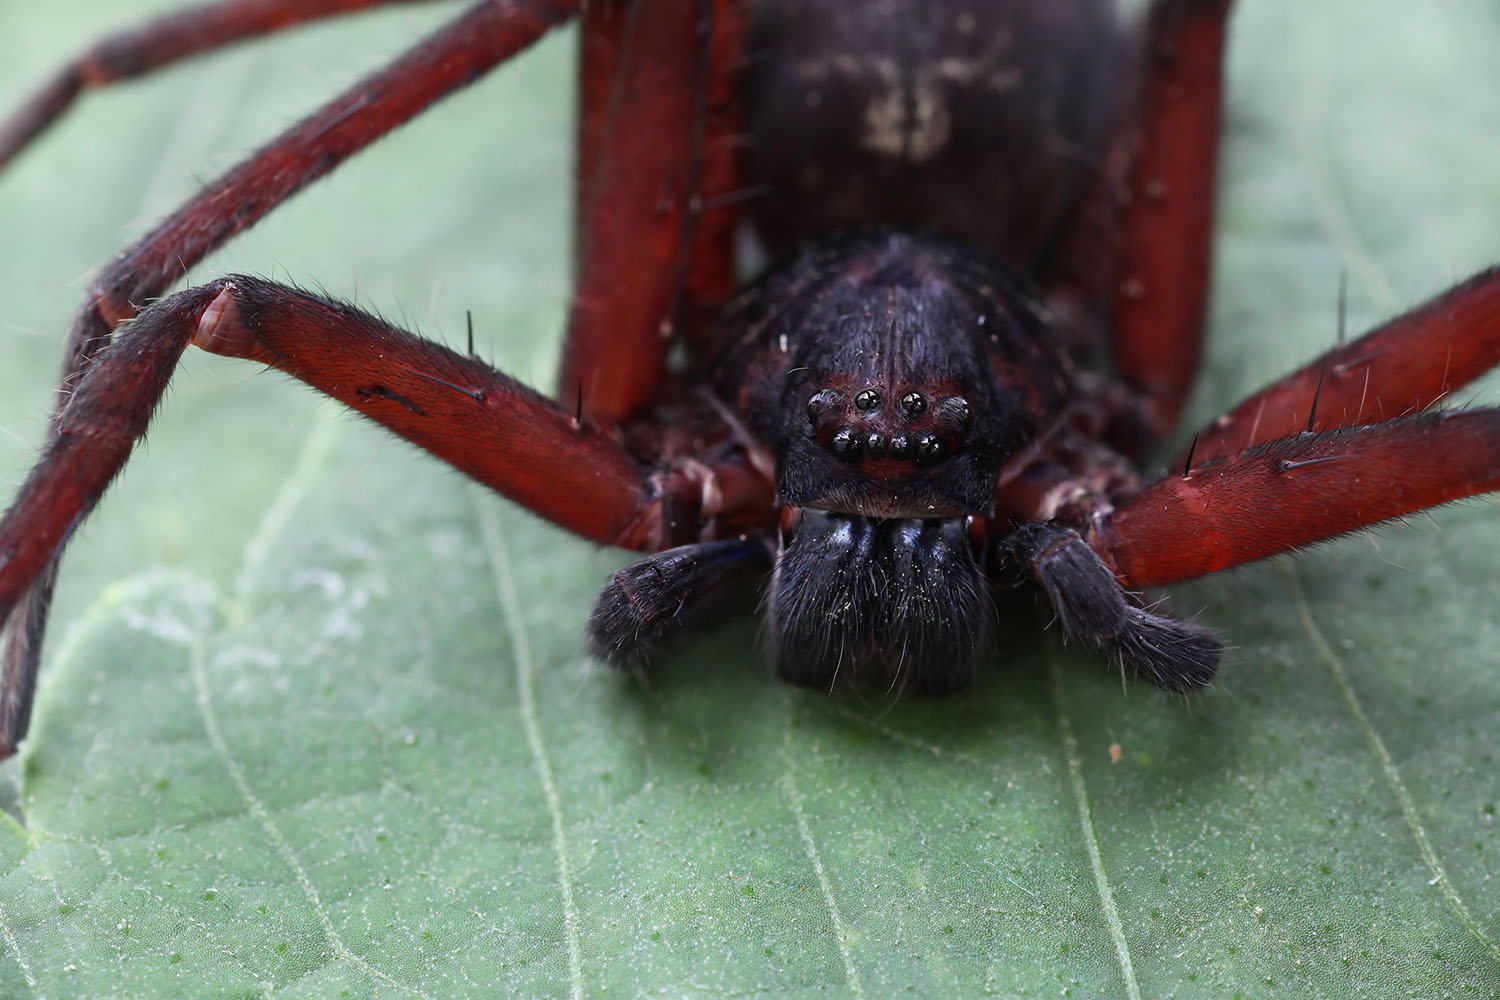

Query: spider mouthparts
(768, 510), (989, 693)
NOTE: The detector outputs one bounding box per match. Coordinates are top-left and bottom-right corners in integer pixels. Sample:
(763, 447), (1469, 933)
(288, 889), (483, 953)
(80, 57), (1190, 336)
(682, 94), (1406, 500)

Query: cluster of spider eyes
(806, 387), (970, 467)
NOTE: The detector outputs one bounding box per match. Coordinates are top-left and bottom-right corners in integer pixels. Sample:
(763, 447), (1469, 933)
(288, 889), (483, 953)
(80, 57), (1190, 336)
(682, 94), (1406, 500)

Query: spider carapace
(3, 0), (1500, 757)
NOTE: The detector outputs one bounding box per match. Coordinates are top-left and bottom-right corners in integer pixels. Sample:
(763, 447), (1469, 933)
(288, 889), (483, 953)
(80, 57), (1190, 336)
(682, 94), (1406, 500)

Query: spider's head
(787, 369), (990, 519)
(711, 231), (1075, 690)
(720, 230), (1071, 520)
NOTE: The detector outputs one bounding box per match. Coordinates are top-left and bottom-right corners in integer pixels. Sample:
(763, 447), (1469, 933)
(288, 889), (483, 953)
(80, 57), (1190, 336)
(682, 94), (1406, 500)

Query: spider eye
(854, 389), (881, 410)
(806, 388), (843, 423)
(899, 391), (927, 416)
(914, 434), (944, 465)
(935, 394), (971, 430)
(830, 428), (861, 460)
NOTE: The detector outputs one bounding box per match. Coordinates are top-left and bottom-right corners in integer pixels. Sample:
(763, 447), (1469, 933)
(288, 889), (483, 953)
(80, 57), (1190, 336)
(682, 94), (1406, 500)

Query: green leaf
(1, 2), (1498, 997)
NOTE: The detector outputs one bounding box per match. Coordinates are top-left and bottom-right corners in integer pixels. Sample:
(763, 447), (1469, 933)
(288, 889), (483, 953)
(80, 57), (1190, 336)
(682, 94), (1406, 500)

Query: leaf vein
(474, 494), (584, 1000)
(1285, 564), (1500, 969)
(179, 413), (433, 999)
(0, 886), (38, 996)
(48, 829), (274, 989)
(780, 725), (867, 1000)
(189, 638), (434, 998)
(1046, 648), (1142, 1000)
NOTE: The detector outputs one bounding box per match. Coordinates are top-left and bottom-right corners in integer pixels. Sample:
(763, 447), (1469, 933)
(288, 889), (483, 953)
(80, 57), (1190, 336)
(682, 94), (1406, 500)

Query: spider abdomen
(741, 0), (1121, 270)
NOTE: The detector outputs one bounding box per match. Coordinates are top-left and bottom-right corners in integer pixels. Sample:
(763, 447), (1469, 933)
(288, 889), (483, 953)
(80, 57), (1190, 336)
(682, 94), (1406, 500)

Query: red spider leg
(1094, 409), (1500, 588)
(0, 0), (579, 758)
(0, 0), (451, 171)
(561, 0), (744, 425)
(0, 276), (764, 757)
(52, 0), (576, 377)
(678, 0), (747, 336)
(1110, 0), (1234, 437)
(1182, 268), (1500, 463)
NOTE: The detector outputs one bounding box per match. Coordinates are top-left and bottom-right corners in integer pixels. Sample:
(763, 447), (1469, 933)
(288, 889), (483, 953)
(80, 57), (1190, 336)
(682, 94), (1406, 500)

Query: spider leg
(1183, 268), (1500, 463)
(41, 10), (578, 409)
(588, 537), (772, 667)
(0, 0), (454, 171)
(1002, 522), (1220, 692)
(1097, 409), (1500, 588)
(561, 0), (744, 425)
(0, 275), (761, 758)
(1109, 0), (1234, 438)
(0, 0), (579, 758)
(49, 0), (576, 389)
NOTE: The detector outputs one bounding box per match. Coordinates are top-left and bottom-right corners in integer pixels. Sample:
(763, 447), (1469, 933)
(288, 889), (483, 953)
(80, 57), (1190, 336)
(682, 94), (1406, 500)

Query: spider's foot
(1003, 521), (1221, 692)
(1110, 606), (1220, 692)
(587, 538), (770, 668)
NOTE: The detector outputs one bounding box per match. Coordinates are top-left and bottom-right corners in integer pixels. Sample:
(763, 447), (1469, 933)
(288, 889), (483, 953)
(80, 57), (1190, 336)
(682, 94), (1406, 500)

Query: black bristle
(588, 539), (771, 666)
(1003, 522), (1221, 692)
(769, 511), (990, 694)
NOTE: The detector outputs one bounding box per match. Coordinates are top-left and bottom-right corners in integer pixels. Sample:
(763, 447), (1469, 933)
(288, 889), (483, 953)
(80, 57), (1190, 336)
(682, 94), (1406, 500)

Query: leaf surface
(0, 2), (1497, 997)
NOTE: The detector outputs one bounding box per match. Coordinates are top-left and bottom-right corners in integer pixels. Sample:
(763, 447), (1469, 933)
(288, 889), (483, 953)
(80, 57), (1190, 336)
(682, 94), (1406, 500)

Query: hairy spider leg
(1101, 266), (1500, 587)
(1109, 0), (1233, 438)
(1099, 409), (1500, 588)
(54, 0), (577, 392)
(0, 271), (759, 759)
(987, 0), (1235, 690)
(0, 0), (582, 759)
(999, 287), (1500, 684)
(1003, 522), (1220, 692)
(588, 537), (774, 665)
(0, 0), (454, 171)
(1181, 268), (1500, 463)
(562, 0), (745, 425)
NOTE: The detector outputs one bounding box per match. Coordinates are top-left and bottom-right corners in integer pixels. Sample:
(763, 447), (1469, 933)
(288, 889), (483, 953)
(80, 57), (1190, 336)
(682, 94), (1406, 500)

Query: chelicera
(2, 0), (1500, 759)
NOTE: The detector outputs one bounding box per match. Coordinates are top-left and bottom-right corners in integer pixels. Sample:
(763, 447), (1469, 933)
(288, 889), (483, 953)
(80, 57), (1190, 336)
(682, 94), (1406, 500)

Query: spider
(2, 0), (1499, 762)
